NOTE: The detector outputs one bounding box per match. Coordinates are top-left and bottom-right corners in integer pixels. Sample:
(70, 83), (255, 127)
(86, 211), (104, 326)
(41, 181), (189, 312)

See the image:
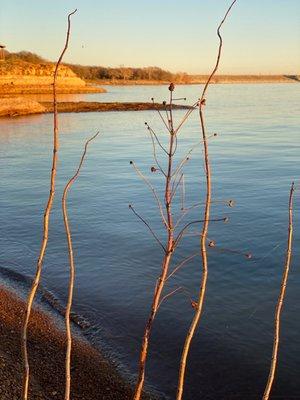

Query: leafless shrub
(131, 84), (227, 399)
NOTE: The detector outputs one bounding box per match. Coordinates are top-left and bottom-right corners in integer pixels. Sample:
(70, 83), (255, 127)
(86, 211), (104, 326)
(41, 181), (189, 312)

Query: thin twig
(171, 173), (184, 200)
(262, 182), (295, 400)
(173, 217), (227, 250)
(130, 161), (168, 228)
(172, 134), (217, 179)
(181, 174), (186, 211)
(129, 205), (166, 253)
(21, 10), (77, 400)
(166, 253), (199, 281)
(151, 97), (171, 133)
(175, 100), (199, 135)
(146, 123), (169, 155)
(147, 127), (167, 176)
(157, 286), (183, 309)
(62, 131), (99, 400)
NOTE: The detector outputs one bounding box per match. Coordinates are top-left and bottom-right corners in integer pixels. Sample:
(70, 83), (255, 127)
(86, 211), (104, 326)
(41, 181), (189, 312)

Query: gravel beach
(0, 285), (145, 400)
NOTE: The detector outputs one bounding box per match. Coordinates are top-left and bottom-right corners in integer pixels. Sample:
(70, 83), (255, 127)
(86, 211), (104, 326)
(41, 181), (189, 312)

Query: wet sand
(0, 285), (149, 400)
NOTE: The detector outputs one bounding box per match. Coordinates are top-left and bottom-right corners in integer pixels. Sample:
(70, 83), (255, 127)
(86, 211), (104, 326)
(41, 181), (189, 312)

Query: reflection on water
(0, 84), (300, 399)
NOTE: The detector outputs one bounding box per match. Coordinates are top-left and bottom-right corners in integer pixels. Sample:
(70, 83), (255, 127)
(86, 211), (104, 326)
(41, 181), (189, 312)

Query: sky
(0, 0), (299, 74)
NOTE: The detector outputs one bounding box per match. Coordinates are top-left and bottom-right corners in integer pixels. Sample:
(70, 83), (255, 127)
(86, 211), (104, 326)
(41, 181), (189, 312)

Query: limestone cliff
(0, 60), (105, 94)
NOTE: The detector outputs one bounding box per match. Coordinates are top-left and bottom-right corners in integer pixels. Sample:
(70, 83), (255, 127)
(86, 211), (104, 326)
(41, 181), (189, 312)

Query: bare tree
(21, 10), (77, 400)
(262, 182), (295, 400)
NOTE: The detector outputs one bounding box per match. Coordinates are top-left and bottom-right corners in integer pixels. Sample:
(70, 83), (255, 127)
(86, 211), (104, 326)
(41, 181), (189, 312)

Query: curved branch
(200, 0), (237, 102)
(151, 97), (171, 133)
(172, 134), (217, 179)
(147, 127), (167, 177)
(174, 217), (227, 250)
(176, 2), (237, 399)
(21, 10), (77, 400)
(166, 253), (199, 282)
(62, 131), (99, 400)
(130, 161), (168, 228)
(157, 286), (182, 310)
(146, 123), (169, 155)
(129, 205), (166, 253)
(262, 182), (295, 400)
(171, 173), (184, 201)
(175, 100), (199, 135)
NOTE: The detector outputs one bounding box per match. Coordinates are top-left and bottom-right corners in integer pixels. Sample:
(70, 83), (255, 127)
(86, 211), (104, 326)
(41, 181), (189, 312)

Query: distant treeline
(4, 51), (47, 64)
(66, 64), (191, 82)
(4, 51), (191, 83)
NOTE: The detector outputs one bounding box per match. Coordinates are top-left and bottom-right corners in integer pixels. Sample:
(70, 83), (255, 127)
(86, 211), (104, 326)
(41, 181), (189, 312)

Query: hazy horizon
(1, 0), (299, 75)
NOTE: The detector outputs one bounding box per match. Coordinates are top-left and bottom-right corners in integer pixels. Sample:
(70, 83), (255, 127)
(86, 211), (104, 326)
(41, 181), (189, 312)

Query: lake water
(0, 84), (299, 399)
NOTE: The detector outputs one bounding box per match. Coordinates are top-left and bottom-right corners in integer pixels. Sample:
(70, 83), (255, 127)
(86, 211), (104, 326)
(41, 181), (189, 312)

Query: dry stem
(62, 132), (99, 400)
(176, 2), (237, 399)
(133, 88), (177, 400)
(21, 10), (77, 400)
(262, 182), (295, 400)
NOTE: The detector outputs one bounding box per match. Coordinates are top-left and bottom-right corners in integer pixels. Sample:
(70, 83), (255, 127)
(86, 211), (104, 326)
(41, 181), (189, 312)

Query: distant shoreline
(89, 75), (299, 86)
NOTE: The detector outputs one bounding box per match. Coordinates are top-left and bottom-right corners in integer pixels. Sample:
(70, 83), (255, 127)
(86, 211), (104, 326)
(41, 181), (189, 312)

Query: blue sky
(1, 0), (299, 74)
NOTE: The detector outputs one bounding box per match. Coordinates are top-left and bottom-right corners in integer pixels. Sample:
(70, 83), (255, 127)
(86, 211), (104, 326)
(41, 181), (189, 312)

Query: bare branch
(200, 0), (237, 102)
(172, 134), (217, 179)
(62, 131), (99, 400)
(171, 173), (184, 201)
(146, 123), (169, 155)
(166, 253), (199, 281)
(175, 197), (234, 229)
(151, 97), (171, 133)
(181, 174), (186, 211)
(158, 286), (182, 309)
(130, 161), (168, 228)
(174, 217), (227, 250)
(262, 182), (295, 400)
(21, 10), (77, 400)
(171, 132), (178, 157)
(129, 204), (166, 253)
(175, 100), (199, 135)
(146, 126), (167, 176)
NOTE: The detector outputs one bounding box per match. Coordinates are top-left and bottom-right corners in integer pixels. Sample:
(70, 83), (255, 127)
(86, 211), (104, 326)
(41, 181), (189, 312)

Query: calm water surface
(0, 84), (300, 399)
